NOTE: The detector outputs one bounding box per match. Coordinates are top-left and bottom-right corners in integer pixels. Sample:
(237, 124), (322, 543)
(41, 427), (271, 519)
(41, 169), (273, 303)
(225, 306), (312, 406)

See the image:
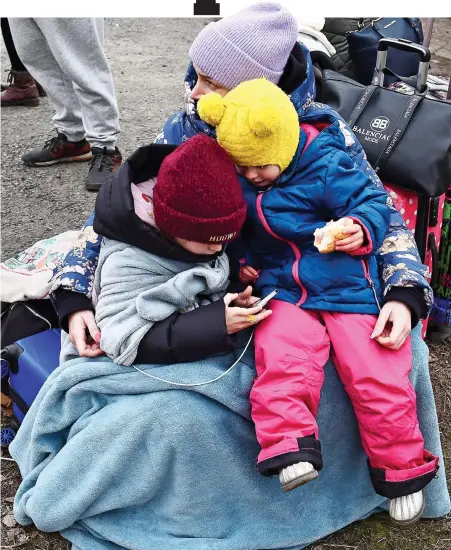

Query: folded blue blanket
(10, 326), (450, 550)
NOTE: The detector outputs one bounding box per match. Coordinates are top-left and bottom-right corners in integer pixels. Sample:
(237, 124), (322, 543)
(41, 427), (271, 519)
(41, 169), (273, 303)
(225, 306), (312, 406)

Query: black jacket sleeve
(52, 288), (235, 364)
(51, 288), (95, 332)
(383, 286), (427, 328)
(135, 298), (236, 364)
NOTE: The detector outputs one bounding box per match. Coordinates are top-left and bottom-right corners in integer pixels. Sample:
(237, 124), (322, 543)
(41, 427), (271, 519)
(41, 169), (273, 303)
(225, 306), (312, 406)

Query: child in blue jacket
(198, 78), (438, 525)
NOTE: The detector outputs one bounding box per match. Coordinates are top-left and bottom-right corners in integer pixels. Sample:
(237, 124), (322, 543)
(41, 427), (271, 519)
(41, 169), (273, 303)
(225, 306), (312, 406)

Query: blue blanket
(10, 326), (450, 550)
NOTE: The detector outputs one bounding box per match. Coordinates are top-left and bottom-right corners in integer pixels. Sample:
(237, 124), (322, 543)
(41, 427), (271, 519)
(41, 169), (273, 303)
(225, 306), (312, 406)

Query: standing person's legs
(1, 17), (47, 96)
(31, 18), (121, 189)
(9, 17), (91, 164)
(1, 18), (40, 106)
(323, 312), (439, 513)
(34, 18), (120, 152)
(1, 18), (27, 72)
(250, 300), (329, 489)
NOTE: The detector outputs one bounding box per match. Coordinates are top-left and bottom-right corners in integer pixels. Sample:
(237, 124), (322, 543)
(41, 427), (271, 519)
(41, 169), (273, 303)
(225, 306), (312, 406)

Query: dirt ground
(426, 18), (451, 76)
(1, 17), (451, 550)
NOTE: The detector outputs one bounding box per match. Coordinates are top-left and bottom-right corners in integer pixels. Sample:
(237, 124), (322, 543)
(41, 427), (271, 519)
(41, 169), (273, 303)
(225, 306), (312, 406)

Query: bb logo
(370, 116), (390, 131)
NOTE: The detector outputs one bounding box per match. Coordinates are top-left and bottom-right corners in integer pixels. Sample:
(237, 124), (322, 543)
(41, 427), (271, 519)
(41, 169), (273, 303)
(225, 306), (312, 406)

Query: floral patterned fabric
(50, 212), (100, 298)
(51, 44), (432, 316)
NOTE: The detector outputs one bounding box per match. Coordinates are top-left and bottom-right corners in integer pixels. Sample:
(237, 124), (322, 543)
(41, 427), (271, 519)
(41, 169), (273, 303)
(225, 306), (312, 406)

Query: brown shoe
(2, 70), (46, 97)
(1, 70), (39, 107)
(0, 74), (10, 92)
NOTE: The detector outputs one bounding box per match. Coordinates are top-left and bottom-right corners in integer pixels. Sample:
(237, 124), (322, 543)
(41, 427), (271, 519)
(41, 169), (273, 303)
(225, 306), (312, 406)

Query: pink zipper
(361, 259), (370, 280)
(255, 193), (379, 311)
(361, 259), (381, 310)
(256, 194), (307, 306)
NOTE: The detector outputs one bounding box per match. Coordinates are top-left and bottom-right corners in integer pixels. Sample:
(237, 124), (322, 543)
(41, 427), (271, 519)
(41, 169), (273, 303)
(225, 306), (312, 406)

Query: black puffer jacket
(322, 18), (373, 80)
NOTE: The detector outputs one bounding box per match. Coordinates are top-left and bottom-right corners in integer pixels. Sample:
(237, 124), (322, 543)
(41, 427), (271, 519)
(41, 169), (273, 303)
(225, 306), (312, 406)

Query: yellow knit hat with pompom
(198, 78), (300, 172)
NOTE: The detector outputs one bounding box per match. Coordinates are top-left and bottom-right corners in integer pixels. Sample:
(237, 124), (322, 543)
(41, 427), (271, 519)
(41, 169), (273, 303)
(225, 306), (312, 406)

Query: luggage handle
(373, 38), (431, 92)
(377, 37), (431, 61)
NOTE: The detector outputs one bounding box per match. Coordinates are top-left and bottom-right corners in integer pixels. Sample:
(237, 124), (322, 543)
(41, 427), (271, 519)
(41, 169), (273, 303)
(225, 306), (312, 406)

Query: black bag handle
(348, 87), (424, 173)
(347, 85), (378, 129)
(379, 66), (425, 90)
(373, 92), (424, 172)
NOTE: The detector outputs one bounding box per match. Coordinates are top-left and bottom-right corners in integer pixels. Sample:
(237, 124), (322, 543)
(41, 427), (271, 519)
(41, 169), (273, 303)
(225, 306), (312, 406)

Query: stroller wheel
(1, 426), (16, 448)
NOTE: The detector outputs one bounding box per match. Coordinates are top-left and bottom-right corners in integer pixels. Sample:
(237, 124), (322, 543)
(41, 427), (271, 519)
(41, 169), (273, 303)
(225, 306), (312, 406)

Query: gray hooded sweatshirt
(92, 238), (230, 365)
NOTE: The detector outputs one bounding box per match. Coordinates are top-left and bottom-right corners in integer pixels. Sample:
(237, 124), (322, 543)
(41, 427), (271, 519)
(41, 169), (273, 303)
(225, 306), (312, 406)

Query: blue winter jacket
(241, 123), (390, 315)
(51, 43), (433, 318)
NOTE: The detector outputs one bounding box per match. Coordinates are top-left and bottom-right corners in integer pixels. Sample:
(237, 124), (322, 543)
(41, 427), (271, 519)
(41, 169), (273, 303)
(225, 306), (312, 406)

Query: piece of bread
(314, 218), (353, 253)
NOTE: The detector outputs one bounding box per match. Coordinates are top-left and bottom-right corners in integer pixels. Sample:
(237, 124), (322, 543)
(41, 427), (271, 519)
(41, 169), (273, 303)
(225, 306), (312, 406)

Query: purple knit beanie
(189, 2), (298, 91)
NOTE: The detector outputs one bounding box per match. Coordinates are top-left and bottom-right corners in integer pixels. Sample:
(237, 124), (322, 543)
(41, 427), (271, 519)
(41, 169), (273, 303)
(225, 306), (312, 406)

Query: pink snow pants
(250, 300), (439, 498)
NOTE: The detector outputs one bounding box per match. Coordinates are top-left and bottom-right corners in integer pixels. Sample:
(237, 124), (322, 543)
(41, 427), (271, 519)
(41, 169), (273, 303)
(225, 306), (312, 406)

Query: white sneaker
(279, 461), (318, 492)
(389, 490), (425, 525)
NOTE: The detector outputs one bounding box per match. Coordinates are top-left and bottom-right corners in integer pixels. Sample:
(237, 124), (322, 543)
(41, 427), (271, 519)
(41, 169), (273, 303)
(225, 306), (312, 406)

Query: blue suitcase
(1, 329), (61, 446)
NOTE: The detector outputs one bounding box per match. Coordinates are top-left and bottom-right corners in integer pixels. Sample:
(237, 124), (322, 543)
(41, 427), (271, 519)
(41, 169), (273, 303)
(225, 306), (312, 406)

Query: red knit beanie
(153, 134), (247, 244)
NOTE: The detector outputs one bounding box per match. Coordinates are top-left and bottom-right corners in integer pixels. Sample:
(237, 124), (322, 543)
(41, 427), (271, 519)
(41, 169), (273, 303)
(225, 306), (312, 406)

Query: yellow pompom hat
(198, 78), (300, 172)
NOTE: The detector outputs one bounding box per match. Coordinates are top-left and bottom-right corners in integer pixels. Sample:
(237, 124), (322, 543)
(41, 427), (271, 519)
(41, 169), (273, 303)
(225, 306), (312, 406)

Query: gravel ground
(1, 17), (450, 550)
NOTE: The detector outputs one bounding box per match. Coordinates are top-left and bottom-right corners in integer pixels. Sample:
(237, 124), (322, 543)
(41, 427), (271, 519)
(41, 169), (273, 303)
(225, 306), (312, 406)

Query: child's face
(236, 165), (281, 187)
(175, 237), (223, 255)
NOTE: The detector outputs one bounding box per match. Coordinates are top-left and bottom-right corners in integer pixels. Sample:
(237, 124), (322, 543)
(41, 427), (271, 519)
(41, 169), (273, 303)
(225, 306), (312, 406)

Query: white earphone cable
(131, 331), (254, 387)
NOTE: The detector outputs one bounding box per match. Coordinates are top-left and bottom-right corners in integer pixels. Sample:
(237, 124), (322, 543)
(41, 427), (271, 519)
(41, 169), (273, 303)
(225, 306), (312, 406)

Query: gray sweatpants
(9, 18), (120, 149)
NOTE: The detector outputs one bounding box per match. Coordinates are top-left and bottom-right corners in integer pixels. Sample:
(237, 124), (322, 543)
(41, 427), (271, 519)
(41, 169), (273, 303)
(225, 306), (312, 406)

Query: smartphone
(252, 289), (279, 308)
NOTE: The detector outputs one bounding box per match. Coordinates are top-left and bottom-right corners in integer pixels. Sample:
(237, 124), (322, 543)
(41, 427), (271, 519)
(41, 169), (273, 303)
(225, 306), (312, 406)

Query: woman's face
(236, 165), (281, 187)
(190, 66), (230, 100)
(175, 237), (223, 255)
